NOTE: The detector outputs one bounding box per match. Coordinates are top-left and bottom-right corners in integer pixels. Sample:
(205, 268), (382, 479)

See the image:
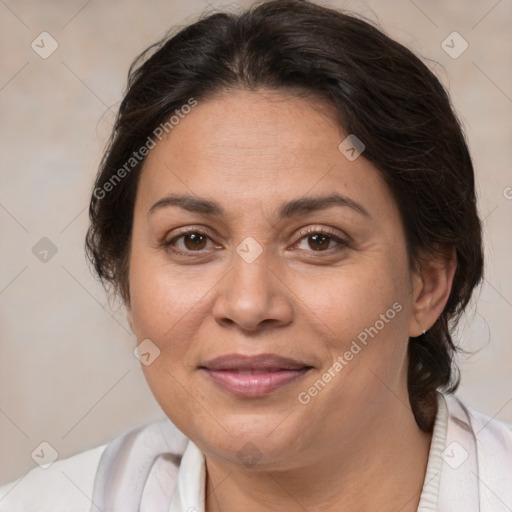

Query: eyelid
(290, 225), (350, 253)
(293, 225), (348, 243)
(163, 226), (218, 248)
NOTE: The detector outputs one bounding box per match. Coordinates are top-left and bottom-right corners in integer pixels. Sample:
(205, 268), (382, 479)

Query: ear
(408, 246), (457, 337)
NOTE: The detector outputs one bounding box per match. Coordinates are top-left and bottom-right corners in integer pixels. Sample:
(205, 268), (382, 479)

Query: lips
(201, 353), (311, 372)
(199, 353), (313, 397)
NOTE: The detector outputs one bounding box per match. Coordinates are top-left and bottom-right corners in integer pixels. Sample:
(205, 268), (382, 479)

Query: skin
(126, 88), (456, 512)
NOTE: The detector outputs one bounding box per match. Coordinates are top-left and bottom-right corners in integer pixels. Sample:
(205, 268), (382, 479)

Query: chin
(191, 415), (306, 469)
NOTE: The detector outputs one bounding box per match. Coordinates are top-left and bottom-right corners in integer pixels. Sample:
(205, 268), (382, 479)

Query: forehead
(135, 89), (393, 222)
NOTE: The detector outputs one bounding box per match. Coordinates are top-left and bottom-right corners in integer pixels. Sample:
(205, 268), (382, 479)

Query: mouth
(199, 353), (314, 398)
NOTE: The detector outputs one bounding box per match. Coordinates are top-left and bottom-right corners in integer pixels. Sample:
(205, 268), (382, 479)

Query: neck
(204, 399), (433, 512)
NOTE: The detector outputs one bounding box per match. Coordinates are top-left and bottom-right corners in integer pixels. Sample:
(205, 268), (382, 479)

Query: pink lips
(200, 353), (313, 398)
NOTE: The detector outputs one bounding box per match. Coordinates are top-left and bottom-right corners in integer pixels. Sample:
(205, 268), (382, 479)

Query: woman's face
(127, 89), (426, 468)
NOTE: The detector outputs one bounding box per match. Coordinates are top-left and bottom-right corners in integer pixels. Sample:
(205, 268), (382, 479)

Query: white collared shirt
(1, 393), (511, 511)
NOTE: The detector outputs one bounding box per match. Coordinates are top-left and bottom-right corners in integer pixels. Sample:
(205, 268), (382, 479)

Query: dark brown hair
(85, 0), (483, 431)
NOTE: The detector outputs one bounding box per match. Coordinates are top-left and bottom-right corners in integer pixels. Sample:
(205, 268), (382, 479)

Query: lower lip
(202, 368), (311, 398)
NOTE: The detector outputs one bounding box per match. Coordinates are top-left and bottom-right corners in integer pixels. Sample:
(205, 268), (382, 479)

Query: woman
(1, 0), (511, 510)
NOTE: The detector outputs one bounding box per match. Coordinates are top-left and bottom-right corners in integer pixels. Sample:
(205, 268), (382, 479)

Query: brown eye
(163, 230), (214, 255)
(307, 233), (331, 251)
(182, 232), (208, 251)
(294, 228), (348, 253)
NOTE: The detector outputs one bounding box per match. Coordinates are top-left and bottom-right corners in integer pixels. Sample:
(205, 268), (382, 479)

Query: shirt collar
(416, 391), (449, 511)
(168, 439), (206, 512)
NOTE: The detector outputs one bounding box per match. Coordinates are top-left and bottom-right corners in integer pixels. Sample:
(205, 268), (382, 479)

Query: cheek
(128, 250), (216, 410)
(128, 247), (207, 344)
(296, 273), (410, 423)
(304, 265), (406, 342)
(130, 264), (211, 428)
(309, 255), (411, 382)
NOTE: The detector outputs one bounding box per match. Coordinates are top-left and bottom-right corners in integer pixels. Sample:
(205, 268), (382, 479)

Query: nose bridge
(230, 241), (276, 307)
(212, 236), (292, 331)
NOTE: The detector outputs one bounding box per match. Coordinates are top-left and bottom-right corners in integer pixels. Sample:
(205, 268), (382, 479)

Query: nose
(211, 249), (294, 333)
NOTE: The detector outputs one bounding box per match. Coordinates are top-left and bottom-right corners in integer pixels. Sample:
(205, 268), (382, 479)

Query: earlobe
(408, 247), (457, 338)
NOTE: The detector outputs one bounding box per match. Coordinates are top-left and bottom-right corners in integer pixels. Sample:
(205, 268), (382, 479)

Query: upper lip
(200, 353), (312, 371)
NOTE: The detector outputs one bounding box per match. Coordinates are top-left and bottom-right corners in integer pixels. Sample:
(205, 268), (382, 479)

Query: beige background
(1, 0), (511, 486)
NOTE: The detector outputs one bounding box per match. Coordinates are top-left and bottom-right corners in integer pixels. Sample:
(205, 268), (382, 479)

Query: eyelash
(161, 226), (349, 257)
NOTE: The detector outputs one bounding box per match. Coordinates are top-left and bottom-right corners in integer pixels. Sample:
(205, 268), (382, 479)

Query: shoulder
(0, 417), (190, 512)
(0, 443), (106, 512)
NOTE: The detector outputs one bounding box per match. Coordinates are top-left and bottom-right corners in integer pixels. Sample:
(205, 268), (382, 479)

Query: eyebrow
(147, 193), (370, 219)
